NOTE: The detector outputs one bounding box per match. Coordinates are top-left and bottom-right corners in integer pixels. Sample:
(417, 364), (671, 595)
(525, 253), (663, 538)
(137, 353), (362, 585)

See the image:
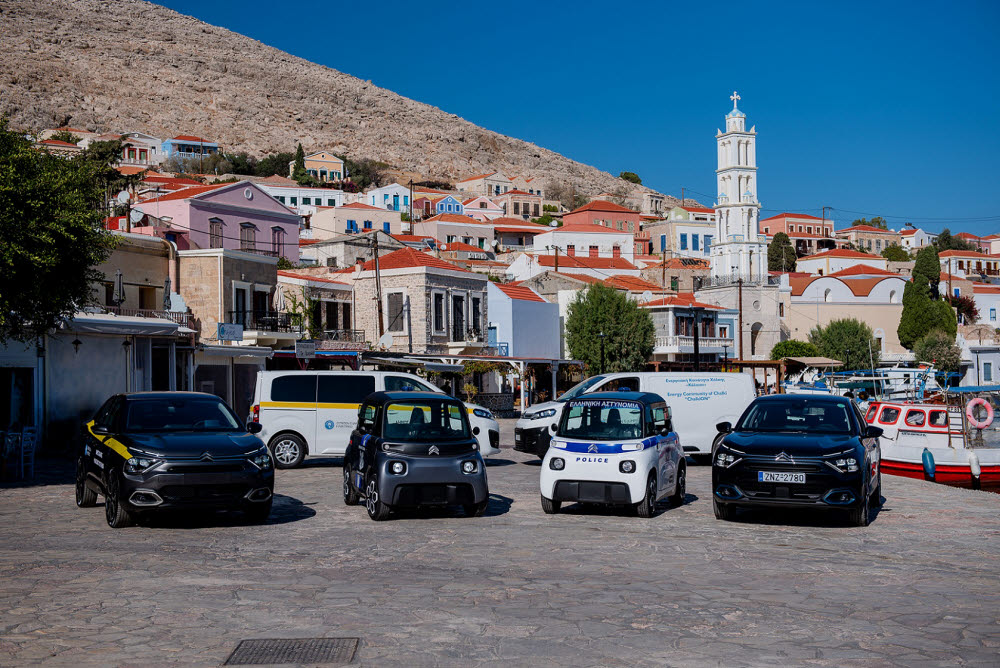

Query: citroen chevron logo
(428, 446), (440, 455)
(775, 452), (793, 463)
(588, 444), (599, 453)
(200, 452), (214, 462)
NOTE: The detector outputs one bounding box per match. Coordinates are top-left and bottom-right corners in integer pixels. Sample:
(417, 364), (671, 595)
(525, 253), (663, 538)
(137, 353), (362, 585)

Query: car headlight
(620, 460), (636, 474)
(124, 457), (160, 474)
(389, 461), (406, 475)
(827, 456), (859, 473)
(473, 408), (493, 419)
(714, 449), (741, 468)
(530, 408), (557, 420)
(461, 460), (478, 474)
(249, 451), (272, 470)
(549, 457), (565, 471)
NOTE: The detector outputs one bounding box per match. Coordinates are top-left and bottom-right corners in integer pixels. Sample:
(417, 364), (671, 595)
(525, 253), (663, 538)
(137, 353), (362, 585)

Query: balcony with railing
(104, 305), (195, 331)
(654, 335), (733, 354)
(447, 327), (487, 353)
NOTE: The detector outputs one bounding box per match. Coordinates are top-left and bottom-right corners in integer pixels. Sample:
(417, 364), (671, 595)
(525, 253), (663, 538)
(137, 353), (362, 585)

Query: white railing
(655, 336), (733, 350)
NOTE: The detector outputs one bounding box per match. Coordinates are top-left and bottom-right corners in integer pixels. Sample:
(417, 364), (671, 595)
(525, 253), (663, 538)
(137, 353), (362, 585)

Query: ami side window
(319, 375), (376, 404)
(357, 403), (378, 432)
(645, 404), (667, 436)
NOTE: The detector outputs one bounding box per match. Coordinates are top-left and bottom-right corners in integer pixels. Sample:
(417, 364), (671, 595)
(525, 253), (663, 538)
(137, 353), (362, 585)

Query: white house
(487, 283), (560, 359)
(899, 227), (935, 253)
(366, 183), (412, 214)
(796, 248), (889, 276)
(972, 283), (1000, 327)
(258, 183), (346, 212)
(938, 250), (1000, 281)
(531, 223), (636, 263)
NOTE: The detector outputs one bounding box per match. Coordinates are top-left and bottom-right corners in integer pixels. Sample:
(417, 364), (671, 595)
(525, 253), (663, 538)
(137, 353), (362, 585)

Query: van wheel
(713, 497), (735, 521)
(636, 473), (658, 518)
(343, 465), (360, 505)
(669, 463), (687, 507)
(540, 495), (560, 514)
(270, 434), (305, 469)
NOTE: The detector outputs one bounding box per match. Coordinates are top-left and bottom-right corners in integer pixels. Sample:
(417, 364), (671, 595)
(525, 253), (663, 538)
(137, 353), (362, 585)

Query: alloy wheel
(365, 479), (378, 515)
(272, 439), (300, 466)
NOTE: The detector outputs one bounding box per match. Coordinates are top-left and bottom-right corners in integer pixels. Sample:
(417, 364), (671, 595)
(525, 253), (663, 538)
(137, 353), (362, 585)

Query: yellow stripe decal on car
(85, 420), (132, 460)
(260, 401), (360, 410)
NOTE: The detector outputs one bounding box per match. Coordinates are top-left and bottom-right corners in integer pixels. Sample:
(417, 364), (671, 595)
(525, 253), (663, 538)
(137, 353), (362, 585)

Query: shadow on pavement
(386, 493), (514, 520)
(137, 493), (316, 529)
(298, 457), (345, 469)
(485, 458), (516, 467)
(520, 459), (542, 467)
(727, 498), (886, 528)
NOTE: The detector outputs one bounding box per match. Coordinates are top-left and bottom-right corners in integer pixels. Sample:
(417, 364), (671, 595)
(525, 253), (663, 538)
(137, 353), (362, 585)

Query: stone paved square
(1, 420), (999, 666)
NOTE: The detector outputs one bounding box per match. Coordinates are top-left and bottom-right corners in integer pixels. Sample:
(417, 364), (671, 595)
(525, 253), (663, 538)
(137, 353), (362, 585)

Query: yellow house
(288, 151), (345, 183)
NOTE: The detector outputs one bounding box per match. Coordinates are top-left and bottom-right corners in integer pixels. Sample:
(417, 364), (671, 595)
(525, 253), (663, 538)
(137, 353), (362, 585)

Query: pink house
(139, 181), (302, 262)
(562, 200), (642, 233)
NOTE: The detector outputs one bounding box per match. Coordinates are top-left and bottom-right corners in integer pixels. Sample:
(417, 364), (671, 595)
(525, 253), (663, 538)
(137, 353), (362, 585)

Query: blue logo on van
(324, 420), (335, 430)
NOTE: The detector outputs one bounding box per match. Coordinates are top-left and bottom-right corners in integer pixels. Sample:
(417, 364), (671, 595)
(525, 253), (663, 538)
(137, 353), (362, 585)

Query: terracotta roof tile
(837, 225), (898, 234)
(348, 247), (468, 273)
(495, 284), (547, 302)
(422, 213), (488, 225)
(441, 241), (487, 253)
(141, 183), (230, 203)
(569, 200), (638, 215)
(798, 248), (881, 261)
(535, 254), (638, 270)
(541, 223), (633, 235)
(340, 202), (384, 210)
(761, 212), (824, 222)
(827, 265), (899, 278)
(603, 276), (662, 292)
(642, 294), (723, 310)
(171, 135), (213, 143)
(277, 270), (348, 286)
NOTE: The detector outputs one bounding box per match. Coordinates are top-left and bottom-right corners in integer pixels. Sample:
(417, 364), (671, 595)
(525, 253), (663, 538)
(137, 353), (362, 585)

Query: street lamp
(598, 331), (606, 375)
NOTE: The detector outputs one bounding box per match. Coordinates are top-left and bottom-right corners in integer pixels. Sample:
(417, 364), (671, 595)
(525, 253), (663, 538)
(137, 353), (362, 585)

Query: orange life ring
(966, 398), (994, 429)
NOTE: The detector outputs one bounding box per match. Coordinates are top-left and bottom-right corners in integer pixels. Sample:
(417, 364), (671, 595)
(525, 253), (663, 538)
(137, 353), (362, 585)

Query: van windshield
(560, 399), (643, 440)
(383, 400), (471, 442)
(557, 376), (607, 402)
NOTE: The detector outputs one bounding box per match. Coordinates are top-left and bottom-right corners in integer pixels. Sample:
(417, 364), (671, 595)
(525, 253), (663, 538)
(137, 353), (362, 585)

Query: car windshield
(736, 399), (854, 434)
(560, 399), (644, 440)
(557, 376), (607, 402)
(125, 397), (243, 432)
(383, 400), (470, 442)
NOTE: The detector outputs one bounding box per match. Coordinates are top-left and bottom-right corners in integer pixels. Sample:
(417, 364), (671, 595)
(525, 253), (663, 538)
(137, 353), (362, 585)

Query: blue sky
(158, 0), (1000, 236)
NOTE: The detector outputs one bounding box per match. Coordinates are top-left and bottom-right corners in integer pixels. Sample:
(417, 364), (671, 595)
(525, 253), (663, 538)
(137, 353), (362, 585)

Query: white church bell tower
(711, 91), (767, 282)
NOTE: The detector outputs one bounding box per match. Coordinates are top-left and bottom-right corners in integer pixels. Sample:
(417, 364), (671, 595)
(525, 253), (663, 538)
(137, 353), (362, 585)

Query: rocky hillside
(0, 0), (676, 204)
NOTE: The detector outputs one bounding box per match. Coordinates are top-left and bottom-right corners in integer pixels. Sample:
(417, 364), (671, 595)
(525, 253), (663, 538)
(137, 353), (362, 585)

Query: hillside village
(8, 98), (1000, 441)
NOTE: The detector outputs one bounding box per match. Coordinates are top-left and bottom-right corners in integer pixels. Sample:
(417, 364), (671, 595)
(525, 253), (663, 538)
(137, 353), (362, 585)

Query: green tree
(49, 130), (81, 144)
(770, 339), (821, 360)
(935, 228), (978, 252)
(340, 156), (389, 190)
(565, 283), (654, 373)
(768, 232), (797, 272)
(899, 246), (950, 349)
(850, 216), (888, 230)
(543, 204), (558, 212)
(531, 213), (557, 226)
(276, 256), (294, 270)
(881, 245), (909, 262)
(225, 151), (258, 175)
(619, 171), (641, 184)
(0, 119), (120, 343)
(255, 151), (295, 177)
(914, 330), (962, 373)
(809, 318), (880, 370)
(912, 245), (941, 291)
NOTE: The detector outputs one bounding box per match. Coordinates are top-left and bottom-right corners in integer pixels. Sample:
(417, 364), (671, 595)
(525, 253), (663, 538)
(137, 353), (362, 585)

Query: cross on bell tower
(711, 92), (766, 282)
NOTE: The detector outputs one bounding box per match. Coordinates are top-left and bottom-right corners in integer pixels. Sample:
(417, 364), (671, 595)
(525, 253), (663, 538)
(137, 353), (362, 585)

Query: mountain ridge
(0, 0), (678, 206)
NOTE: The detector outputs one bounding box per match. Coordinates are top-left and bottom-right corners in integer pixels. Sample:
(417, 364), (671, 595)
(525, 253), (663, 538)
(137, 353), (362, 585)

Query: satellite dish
(641, 290), (654, 302)
(491, 239), (499, 249)
(378, 333), (395, 349)
(129, 207), (145, 223)
(440, 243), (447, 251)
(116, 190), (130, 205)
(549, 221), (558, 227)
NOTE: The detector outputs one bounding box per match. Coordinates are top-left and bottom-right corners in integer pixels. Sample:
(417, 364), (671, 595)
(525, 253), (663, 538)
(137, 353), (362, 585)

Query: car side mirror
(358, 424), (367, 435)
(865, 426), (883, 439)
(247, 422), (263, 434)
(92, 424), (110, 435)
(472, 426), (481, 436)
(716, 421), (732, 434)
(550, 423), (558, 433)
(659, 427), (669, 437)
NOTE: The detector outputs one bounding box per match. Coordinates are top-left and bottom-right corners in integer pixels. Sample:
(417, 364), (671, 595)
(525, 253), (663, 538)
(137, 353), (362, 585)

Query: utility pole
(681, 187), (685, 206)
(661, 251), (666, 298)
(737, 277), (744, 360)
(408, 179), (414, 224)
(372, 234), (385, 337)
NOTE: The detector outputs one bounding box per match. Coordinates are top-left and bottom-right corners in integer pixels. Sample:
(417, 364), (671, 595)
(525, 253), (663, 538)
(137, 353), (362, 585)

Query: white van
(516, 372), (756, 458)
(249, 370), (500, 468)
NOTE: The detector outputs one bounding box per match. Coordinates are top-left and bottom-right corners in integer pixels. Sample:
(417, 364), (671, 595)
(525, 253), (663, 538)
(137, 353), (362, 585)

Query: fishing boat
(863, 387), (1000, 491)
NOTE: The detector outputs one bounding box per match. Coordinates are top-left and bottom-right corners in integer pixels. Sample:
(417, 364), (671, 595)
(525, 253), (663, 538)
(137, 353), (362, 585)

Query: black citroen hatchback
(76, 392), (274, 528)
(712, 394), (882, 526)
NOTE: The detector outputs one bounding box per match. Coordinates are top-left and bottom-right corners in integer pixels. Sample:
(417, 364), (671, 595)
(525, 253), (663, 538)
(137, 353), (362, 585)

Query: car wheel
(342, 465), (360, 506)
(636, 473), (658, 518)
(849, 484), (871, 527)
(365, 476), (390, 521)
(269, 434), (305, 469)
(669, 463), (687, 507)
(464, 500), (489, 517)
(75, 457), (97, 508)
(104, 468), (134, 528)
(244, 498), (273, 524)
(871, 471), (882, 506)
(540, 494), (560, 514)
(713, 497), (735, 521)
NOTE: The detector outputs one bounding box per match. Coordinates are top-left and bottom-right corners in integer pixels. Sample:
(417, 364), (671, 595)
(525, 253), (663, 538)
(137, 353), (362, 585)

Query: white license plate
(758, 471), (805, 484)
(514, 434), (521, 441)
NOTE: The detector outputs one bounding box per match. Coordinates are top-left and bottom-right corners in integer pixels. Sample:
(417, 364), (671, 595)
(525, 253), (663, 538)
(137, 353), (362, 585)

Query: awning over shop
(62, 312), (179, 336)
(365, 355), (464, 373)
(198, 344), (274, 359)
(272, 350), (361, 361)
(783, 356), (843, 367)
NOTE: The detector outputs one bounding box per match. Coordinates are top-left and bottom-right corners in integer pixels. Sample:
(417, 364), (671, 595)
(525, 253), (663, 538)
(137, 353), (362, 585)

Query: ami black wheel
(269, 433), (305, 469)
(104, 468), (134, 529)
(540, 494), (560, 514)
(713, 496), (736, 521)
(365, 475), (391, 521)
(464, 499), (489, 517)
(342, 465), (360, 505)
(75, 457), (97, 508)
(636, 473), (658, 519)
(669, 462), (687, 507)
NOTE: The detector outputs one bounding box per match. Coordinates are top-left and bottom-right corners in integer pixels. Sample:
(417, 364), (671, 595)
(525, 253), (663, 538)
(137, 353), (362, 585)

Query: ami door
(315, 374), (376, 455)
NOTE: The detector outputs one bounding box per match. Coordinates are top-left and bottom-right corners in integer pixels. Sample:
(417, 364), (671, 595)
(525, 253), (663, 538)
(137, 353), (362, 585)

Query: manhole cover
(224, 637), (359, 665)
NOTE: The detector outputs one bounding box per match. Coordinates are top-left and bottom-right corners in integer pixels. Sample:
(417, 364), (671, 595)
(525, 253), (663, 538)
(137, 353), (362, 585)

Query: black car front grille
(391, 483), (475, 506)
(158, 484), (250, 503)
(166, 463), (246, 474)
